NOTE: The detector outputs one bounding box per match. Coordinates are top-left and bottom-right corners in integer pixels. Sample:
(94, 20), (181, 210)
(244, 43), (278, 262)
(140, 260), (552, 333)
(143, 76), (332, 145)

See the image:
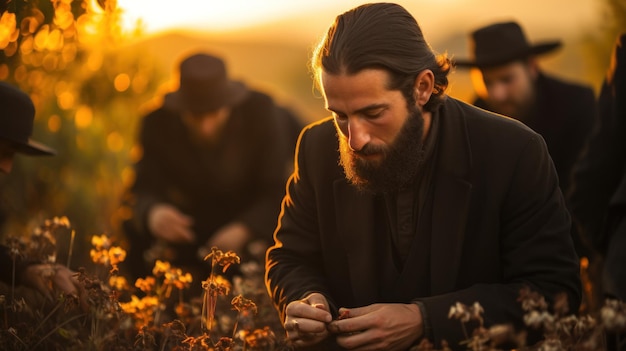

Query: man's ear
(413, 69), (435, 107)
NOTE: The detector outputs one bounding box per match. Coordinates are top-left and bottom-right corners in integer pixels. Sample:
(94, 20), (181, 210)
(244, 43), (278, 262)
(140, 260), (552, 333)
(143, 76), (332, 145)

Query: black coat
(266, 97), (581, 349)
(568, 34), (626, 252)
(122, 90), (301, 279)
(474, 73), (596, 194)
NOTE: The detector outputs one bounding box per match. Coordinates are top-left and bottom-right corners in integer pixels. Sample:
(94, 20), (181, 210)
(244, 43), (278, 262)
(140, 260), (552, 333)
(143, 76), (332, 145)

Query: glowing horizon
(116, 0), (342, 34)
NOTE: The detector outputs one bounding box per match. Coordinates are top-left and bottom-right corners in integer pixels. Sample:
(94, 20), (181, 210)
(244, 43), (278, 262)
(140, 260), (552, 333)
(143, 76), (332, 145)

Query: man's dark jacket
(473, 73), (595, 195)
(567, 34), (626, 350)
(123, 90), (300, 279)
(568, 35), (626, 266)
(266, 97), (581, 349)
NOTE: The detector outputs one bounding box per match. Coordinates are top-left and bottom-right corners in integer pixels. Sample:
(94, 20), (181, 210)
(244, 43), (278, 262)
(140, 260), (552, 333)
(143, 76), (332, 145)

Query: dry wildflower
(448, 302), (484, 325)
(28, 228), (57, 263)
(160, 319), (189, 350)
(4, 236), (26, 259)
(202, 275), (232, 335)
(215, 336), (235, 350)
(45, 216), (71, 229)
(182, 334), (212, 351)
(120, 295), (160, 328)
(91, 234), (111, 250)
(574, 314), (597, 337)
(136, 276), (156, 295)
(231, 294), (257, 315)
(204, 246), (241, 273)
(524, 310), (555, 329)
(90, 247), (110, 266)
(552, 292), (570, 317)
(518, 286), (549, 312)
(108, 246), (127, 266)
(448, 302), (472, 323)
(600, 299), (626, 332)
(203, 275), (232, 297)
(134, 325), (157, 350)
(109, 275), (130, 291)
(164, 268), (193, 291)
(90, 234), (125, 271)
(152, 259), (171, 277)
(135, 276), (157, 294)
(241, 327), (276, 350)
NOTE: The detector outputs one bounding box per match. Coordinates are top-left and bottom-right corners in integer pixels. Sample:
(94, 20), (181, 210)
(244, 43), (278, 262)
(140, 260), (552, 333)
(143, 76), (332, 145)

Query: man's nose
(488, 83), (508, 102)
(347, 118), (370, 151)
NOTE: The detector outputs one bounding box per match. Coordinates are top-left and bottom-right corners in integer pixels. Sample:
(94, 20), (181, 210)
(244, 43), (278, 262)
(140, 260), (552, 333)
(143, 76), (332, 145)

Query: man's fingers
(52, 267), (79, 294)
(174, 226), (195, 242)
(286, 318), (327, 334)
(284, 318), (298, 332)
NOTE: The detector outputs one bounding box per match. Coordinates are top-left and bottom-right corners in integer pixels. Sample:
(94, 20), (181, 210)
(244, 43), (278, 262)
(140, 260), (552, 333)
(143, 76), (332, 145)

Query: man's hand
(21, 264), (86, 308)
(284, 292), (333, 348)
(147, 203), (195, 243)
(207, 222), (251, 253)
(328, 303), (423, 351)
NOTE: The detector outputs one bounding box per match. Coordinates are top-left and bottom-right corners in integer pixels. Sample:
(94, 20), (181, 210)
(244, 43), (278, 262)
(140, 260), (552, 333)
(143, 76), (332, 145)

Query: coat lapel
(333, 178), (379, 306)
(429, 100), (473, 295)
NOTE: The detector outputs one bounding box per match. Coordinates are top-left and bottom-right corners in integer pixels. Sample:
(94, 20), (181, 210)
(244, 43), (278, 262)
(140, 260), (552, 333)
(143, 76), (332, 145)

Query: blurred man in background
(455, 21), (595, 196)
(455, 21), (596, 258)
(0, 81), (81, 299)
(121, 53), (302, 285)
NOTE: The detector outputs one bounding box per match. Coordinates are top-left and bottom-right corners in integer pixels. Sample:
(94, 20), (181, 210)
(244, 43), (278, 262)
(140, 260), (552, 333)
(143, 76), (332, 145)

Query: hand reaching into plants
(207, 222), (251, 253)
(328, 303), (424, 351)
(22, 264), (84, 302)
(148, 203), (195, 243)
(284, 292), (333, 347)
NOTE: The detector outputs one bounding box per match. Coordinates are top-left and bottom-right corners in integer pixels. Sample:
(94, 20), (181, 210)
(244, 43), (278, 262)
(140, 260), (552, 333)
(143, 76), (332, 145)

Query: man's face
(322, 68), (425, 193)
(477, 60), (538, 120)
(182, 107), (231, 145)
(0, 140), (16, 175)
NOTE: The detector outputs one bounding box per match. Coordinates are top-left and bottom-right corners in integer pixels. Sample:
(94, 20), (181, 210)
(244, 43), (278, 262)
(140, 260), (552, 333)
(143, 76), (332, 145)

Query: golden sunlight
(116, 0), (334, 33)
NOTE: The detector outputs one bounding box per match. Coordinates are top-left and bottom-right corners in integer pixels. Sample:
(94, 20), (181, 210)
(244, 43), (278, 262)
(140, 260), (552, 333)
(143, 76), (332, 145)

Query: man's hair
(311, 2), (451, 112)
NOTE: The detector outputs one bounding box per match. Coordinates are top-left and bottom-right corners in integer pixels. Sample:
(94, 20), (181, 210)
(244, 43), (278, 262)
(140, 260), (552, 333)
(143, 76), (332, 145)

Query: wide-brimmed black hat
(454, 21), (562, 68)
(164, 53), (248, 114)
(0, 81), (56, 156)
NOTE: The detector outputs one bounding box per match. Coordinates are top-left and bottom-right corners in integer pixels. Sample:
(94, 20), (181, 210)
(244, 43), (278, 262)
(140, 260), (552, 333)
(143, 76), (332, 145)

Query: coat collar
(334, 98), (474, 303)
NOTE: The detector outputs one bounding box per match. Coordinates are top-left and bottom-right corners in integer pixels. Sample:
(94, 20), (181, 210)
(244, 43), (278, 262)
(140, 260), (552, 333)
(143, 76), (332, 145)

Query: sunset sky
(113, 0), (610, 121)
(117, 0), (602, 43)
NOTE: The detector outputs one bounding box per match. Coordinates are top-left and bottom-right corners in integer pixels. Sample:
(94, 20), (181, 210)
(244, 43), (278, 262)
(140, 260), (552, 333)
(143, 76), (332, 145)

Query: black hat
(164, 53), (248, 114)
(0, 81), (56, 156)
(454, 21), (562, 68)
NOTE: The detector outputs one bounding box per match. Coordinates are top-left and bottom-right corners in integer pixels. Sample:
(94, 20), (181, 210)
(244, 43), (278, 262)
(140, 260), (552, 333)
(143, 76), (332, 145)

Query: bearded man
(265, 3), (581, 351)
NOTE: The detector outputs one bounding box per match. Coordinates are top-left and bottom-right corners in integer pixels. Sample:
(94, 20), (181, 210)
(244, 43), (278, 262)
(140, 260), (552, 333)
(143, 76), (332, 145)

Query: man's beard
(338, 107), (425, 193)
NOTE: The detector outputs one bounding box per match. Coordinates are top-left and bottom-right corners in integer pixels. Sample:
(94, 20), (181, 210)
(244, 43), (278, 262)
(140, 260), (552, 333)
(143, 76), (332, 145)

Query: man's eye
(364, 111), (383, 119)
(334, 113), (348, 121)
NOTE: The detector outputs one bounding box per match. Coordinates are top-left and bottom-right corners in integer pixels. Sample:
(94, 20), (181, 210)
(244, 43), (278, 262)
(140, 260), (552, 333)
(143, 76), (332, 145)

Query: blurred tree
(0, 0), (165, 268)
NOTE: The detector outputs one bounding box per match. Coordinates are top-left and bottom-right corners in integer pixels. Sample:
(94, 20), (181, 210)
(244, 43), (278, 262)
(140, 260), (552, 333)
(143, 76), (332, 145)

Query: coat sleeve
(265, 121), (337, 321)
